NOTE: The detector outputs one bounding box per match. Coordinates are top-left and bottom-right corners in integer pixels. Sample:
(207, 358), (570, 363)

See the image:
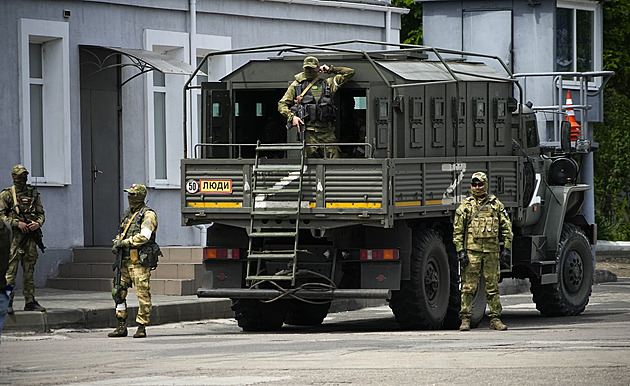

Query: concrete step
(58, 262), (202, 280)
(46, 277), (199, 296)
(72, 246), (203, 264)
(47, 246), (205, 296)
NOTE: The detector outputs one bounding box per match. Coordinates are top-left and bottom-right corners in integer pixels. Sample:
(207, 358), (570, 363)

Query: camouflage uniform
(0, 165), (46, 312)
(278, 56), (355, 158)
(453, 172), (513, 330)
(109, 183), (158, 338)
(0, 219), (11, 336)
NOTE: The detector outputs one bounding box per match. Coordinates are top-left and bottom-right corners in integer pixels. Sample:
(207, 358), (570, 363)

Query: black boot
(7, 299), (13, 315)
(133, 324), (146, 338)
(108, 318), (128, 337)
(24, 300), (46, 312)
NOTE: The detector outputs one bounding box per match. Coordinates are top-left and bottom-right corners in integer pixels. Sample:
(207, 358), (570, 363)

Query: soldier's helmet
(11, 164), (28, 176)
(124, 183), (147, 198)
(303, 56), (319, 69)
(471, 172), (488, 184)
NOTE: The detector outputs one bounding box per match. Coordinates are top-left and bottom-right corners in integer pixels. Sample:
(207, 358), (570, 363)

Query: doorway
(80, 47), (121, 246)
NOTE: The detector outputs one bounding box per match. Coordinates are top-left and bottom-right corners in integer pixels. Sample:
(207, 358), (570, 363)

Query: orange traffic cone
(565, 91), (582, 141)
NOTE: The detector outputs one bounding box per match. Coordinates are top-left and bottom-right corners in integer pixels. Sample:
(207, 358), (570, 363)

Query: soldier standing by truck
(278, 56), (354, 158)
(453, 172), (513, 331)
(108, 184), (160, 338)
(0, 164), (46, 314)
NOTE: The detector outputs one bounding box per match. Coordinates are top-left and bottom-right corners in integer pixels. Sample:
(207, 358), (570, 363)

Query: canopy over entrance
(81, 45), (203, 86)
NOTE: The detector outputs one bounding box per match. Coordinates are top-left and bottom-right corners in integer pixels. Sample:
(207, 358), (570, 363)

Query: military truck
(181, 41), (607, 331)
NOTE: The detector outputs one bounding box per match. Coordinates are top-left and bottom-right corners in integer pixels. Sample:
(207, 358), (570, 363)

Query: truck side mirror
(560, 120), (571, 153)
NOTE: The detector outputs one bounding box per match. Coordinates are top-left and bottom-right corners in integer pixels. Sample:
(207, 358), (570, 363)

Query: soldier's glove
(457, 250), (469, 269)
(500, 247), (511, 270)
(111, 239), (127, 255)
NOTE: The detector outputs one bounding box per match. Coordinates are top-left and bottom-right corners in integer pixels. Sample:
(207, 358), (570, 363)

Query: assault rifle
(111, 236), (125, 305)
(289, 98), (306, 142)
(15, 212), (45, 253)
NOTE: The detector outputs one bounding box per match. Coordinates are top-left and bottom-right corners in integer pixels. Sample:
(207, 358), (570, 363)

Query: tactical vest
(3, 186), (40, 223)
(465, 196), (500, 239)
(120, 205), (161, 269)
(294, 78), (337, 123)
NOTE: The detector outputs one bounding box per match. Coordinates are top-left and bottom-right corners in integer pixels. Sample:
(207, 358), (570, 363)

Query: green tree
(391, 0), (422, 45)
(594, 0), (630, 240)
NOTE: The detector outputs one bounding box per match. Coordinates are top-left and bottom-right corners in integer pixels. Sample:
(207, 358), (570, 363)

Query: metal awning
(81, 45), (203, 86)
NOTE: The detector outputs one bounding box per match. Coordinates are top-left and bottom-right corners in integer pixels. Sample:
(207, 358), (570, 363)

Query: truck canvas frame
(181, 41), (611, 331)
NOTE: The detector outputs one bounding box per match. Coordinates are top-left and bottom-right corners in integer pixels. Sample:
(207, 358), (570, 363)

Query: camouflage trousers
(5, 237), (39, 303)
(115, 259), (152, 325)
(459, 250), (502, 319)
(305, 130), (341, 158)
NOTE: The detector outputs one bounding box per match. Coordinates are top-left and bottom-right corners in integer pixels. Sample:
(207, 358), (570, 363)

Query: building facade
(0, 0), (406, 285)
(421, 0), (608, 224)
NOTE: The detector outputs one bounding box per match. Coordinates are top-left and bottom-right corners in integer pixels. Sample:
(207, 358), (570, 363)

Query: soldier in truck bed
(278, 56), (354, 158)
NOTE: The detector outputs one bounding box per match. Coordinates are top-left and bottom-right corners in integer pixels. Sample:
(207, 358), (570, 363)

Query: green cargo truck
(181, 41), (609, 331)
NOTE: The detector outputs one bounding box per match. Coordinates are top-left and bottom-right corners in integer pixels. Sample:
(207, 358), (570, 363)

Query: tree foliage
(391, 0), (422, 45)
(594, 0), (630, 240)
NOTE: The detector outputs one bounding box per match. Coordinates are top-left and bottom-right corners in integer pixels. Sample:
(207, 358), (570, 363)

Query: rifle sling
(120, 211), (140, 240)
(10, 186), (19, 215)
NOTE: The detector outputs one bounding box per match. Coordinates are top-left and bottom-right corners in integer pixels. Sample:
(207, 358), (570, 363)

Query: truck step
(251, 210), (299, 216)
(247, 275), (294, 281)
(252, 188), (301, 194)
(247, 252), (297, 259)
(253, 165), (302, 172)
(256, 145), (304, 151)
(249, 231), (297, 238)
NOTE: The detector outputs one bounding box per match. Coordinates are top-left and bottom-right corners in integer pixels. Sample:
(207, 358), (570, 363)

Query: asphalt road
(1, 279), (629, 385)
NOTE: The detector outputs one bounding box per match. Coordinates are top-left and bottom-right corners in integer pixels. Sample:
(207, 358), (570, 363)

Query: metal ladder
(246, 140), (306, 286)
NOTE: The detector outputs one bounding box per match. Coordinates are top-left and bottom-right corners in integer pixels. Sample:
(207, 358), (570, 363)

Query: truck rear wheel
(530, 223), (593, 316)
(284, 300), (331, 326)
(389, 229), (449, 330)
(232, 299), (288, 331)
(444, 265), (486, 330)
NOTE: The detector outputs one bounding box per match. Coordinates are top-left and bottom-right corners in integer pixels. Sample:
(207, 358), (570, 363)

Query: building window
(556, 3), (598, 73)
(19, 19), (71, 185)
(145, 30), (231, 188)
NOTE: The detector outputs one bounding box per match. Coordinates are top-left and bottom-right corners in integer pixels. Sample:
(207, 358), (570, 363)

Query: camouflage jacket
(278, 66), (354, 132)
(0, 185), (45, 231)
(453, 194), (513, 253)
(115, 205), (158, 249)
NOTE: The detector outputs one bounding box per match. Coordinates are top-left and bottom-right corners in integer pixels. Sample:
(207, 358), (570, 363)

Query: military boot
(24, 300), (46, 312)
(108, 318), (128, 337)
(7, 299), (13, 315)
(490, 317), (507, 331)
(133, 324), (146, 338)
(459, 318), (470, 331)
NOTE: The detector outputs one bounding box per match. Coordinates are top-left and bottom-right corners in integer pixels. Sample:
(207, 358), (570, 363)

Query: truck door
(201, 82), (230, 158)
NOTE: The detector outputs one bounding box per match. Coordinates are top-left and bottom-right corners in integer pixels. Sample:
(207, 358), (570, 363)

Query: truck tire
(232, 299), (288, 331)
(444, 264), (486, 330)
(530, 223), (593, 316)
(285, 300), (331, 326)
(388, 229), (449, 330)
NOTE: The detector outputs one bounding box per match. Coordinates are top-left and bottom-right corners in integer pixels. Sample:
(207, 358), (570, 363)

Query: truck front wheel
(389, 229), (449, 330)
(232, 299), (288, 331)
(530, 223), (593, 316)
